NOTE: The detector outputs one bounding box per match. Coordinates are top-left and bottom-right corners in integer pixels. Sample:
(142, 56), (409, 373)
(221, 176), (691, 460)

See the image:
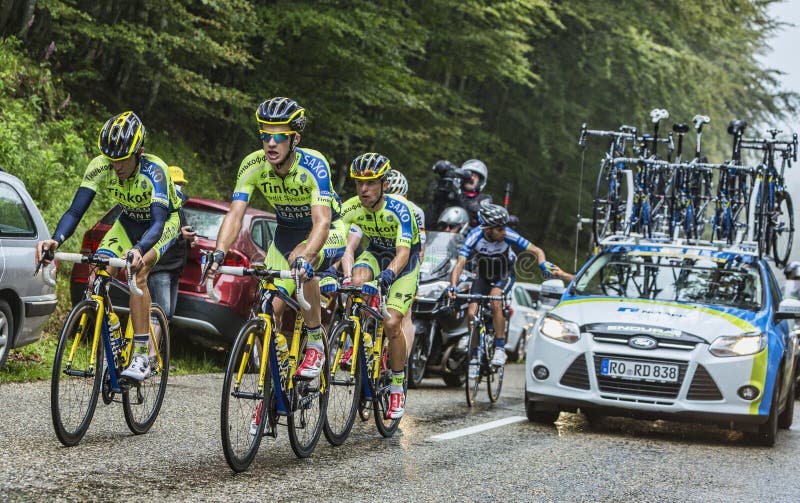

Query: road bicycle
(43, 252), (170, 446)
(458, 293), (506, 407)
(207, 259), (329, 472)
(710, 119), (752, 245)
(323, 282), (407, 444)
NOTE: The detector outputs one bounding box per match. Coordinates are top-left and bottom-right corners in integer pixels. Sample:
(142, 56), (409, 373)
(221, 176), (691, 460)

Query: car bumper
(525, 331), (771, 425)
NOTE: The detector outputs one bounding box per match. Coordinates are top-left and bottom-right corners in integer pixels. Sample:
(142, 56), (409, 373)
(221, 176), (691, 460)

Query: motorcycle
(409, 230), (472, 388)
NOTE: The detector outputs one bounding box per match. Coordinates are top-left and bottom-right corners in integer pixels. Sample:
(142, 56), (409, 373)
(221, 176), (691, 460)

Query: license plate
(600, 358), (679, 382)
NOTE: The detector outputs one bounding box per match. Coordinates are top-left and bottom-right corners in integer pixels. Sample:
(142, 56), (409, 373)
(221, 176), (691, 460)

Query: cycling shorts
(96, 211), (181, 262)
(469, 273), (514, 298)
(265, 219), (347, 295)
(352, 250), (420, 316)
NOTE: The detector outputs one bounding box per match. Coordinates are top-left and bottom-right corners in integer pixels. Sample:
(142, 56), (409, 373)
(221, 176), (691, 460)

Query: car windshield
(184, 207), (226, 240)
(574, 248), (763, 311)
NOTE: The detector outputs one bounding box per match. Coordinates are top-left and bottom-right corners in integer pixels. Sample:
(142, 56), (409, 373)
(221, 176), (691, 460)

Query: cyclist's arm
(387, 245), (410, 276)
(341, 224), (362, 278)
(524, 242), (547, 265)
(215, 200), (247, 255)
(293, 203), (330, 265)
(51, 187), (95, 245)
(133, 203), (168, 255)
(450, 256), (467, 287)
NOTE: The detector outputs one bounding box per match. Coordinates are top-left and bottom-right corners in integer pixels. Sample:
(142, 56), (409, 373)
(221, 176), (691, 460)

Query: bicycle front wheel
(288, 330), (329, 458)
(51, 300), (103, 447)
(220, 319), (268, 473)
(592, 160), (622, 243)
(465, 325), (482, 407)
(323, 320), (361, 446)
(123, 304), (170, 434)
(772, 191), (794, 267)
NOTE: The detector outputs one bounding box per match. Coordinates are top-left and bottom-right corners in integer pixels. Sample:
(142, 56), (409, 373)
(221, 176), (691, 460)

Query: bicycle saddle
(672, 123), (689, 134)
(727, 119), (747, 135)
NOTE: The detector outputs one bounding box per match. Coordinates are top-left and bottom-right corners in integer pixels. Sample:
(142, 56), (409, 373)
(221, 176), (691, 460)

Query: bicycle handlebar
(43, 252), (142, 296)
(205, 266), (310, 311)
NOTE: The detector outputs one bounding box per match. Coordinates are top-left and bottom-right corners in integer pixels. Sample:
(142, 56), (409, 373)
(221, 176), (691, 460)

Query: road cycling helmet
(98, 111), (145, 161)
(461, 159), (488, 191)
(385, 169), (408, 196)
(478, 203), (509, 228)
(785, 261), (800, 280)
(350, 153), (391, 180)
(437, 206), (469, 232)
(256, 97), (307, 132)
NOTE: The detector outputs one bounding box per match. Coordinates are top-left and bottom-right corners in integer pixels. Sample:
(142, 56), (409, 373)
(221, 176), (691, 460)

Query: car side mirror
(541, 279), (565, 307)
(776, 298), (800, 320)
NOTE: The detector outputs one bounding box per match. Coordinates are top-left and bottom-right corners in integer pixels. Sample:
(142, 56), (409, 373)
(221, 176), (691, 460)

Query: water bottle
(108, 312), (122, 341)
(362, 330), (373, 350)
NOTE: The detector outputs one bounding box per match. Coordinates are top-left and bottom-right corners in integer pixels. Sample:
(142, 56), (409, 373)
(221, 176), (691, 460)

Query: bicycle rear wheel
(592, 160), (622, 243)
(771, 191), (794, 267)
(465, 324), (482, 407)
(323, 320), (362, 446)
(123, 305), (170, 434)
(51, 301), (103, 446)
(288, 330), (329, 458)
(220, 319), (268, 473)
(486, 334), (504, 403)
(373, 340), (408, 438)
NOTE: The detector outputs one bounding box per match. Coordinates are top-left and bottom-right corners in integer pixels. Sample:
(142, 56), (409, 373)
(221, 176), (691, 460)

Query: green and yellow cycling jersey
(79, 153), (182, 221)
(232, 147), (341, 228)
(341, 194), (421, 256)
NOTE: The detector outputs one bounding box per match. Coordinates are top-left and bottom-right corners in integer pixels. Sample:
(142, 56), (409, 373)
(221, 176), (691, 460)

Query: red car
(69, 197), (335, 347)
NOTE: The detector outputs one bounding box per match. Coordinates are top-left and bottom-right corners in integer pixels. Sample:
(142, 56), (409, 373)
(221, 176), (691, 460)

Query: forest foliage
(1, 0), (795, 265)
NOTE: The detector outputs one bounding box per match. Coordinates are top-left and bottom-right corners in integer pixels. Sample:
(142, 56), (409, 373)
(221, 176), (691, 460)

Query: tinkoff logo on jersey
(259, 182), (312, 198)
(237, 153), (267, 179)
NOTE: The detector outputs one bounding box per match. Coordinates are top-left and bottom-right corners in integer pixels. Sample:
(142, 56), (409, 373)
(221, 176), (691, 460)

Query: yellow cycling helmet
(255, 97), (306, 132)
(350, 153), (391, 180)
(169, 166), (188, 185)
(98, 111), (145, 161)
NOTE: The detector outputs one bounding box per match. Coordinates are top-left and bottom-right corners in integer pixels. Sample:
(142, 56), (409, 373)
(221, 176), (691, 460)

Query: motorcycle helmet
(437, 206), (469, 233)
(461, 159), (488, 191)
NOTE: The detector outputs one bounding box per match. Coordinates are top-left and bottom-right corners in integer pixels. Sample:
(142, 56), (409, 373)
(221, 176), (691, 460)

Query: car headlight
(708, 332), (766, 357)
(539, 313), (581, 344)
(416, 280), (449, 301)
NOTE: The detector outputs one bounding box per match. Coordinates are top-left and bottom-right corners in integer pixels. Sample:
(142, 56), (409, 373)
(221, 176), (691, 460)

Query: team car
(524, 240), (800, 446)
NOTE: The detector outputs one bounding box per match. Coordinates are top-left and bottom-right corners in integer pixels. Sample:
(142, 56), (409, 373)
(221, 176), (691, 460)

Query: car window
(526, 288), (540, 304)
(574, 249), (763, 311)
(184, 207), (225, 240)
(0, 181), (36, 237)
(251, 221), (263, 250)
(265, 219), (276, 243)
(515, 288), (529, 307)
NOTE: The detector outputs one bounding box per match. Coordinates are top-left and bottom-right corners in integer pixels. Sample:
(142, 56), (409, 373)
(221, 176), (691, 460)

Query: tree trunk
(16, 0), (35, 38)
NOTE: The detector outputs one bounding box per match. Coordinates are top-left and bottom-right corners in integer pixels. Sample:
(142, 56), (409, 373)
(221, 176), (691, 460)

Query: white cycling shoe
(121, 353), (151, 381)
(490, 347), (507, 367)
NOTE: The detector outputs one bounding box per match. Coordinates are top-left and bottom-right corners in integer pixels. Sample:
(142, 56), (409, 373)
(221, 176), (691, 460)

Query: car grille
(686, 364), (723, 400)
(591, 332), (698, 351)
(559, 354), (590, 390)
(593, 353), (688, 399)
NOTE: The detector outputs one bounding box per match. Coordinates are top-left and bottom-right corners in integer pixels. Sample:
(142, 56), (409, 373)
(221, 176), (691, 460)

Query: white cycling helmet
(385, 169), (409, 197)
(461, 159), (488, 191)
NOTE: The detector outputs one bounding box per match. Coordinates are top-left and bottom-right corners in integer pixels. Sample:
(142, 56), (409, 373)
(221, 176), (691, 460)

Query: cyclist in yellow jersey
(209, 97), (346, 379)
(36, 111), (182, 381)
(340, 153), (421, 419)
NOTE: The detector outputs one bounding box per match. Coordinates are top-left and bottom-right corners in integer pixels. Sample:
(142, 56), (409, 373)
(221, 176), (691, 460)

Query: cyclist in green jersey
(340, 153), (421, 419)
(36, 111), (182, 381)
(208, 97), (346, 379)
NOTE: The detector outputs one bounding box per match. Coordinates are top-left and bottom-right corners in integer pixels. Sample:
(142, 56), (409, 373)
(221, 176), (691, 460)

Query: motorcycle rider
(447, 204), (571, 370)
(437, 206), (470, 234)
(459, 159), (493, 228)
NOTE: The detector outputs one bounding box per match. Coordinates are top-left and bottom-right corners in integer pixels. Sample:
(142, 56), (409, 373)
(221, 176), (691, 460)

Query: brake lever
(34, 247), (55, 276)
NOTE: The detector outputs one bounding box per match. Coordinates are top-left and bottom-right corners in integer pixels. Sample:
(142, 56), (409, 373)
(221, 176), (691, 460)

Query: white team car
(524, 241), (800, 446)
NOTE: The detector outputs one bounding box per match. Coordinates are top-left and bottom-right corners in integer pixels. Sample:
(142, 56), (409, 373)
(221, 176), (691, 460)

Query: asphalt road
(2, 364), (800, 502)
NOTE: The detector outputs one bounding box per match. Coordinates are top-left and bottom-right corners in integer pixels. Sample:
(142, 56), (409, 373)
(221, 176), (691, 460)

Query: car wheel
(582, 408), (604, 425)
(525, 394), (559, 424)
(442, 371), (466, 387)
(514, 330), (528, 363)
(0, 300), (13, 370)
(752, 374), (781, 446)
(779, 373), (795, 430)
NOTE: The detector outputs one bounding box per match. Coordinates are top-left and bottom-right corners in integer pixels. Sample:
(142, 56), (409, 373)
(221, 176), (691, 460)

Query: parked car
(0, 170), (58, 369)
(69, 197), (337, 348)
(525, 240), (800, 446)
(505, 282), (544, 362)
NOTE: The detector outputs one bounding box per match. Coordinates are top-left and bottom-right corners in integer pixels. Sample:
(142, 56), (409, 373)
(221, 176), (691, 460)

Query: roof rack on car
(597, 233), (760, 257)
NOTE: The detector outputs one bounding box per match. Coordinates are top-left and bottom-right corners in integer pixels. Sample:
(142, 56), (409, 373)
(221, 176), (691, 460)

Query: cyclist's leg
(350, 250), (379, 287)
(384, 260), (420, 418)
(490, 275), (514, 346)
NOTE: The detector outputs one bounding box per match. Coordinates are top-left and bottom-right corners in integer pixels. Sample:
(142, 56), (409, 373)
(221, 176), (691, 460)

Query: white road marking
(428, 415), (528, 441)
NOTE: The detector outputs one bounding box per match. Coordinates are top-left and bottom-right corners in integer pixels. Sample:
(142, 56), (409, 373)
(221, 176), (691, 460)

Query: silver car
(0, 170), (58, 369)
(505, 282), (546, 362)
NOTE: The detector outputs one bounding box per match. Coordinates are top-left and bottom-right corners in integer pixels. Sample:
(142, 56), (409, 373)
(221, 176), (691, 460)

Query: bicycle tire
(756, 179), (770, 261)
(288, 330), (329, 458)
(465, 323), (482, 408)
(486, 332), (503, 403)
(51, 300), (103, 447)
(772, 190), (794, 267)
(220, 319), (268, 473)
(323, 320), (362, 446)
(373, 345), (408, 438)
(123, 304), (170, 435)
(592, 159), (621, 243)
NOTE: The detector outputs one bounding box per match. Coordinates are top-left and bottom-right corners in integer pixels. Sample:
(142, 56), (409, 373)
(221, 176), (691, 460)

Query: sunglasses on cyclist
(259, 130), (296, 143)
